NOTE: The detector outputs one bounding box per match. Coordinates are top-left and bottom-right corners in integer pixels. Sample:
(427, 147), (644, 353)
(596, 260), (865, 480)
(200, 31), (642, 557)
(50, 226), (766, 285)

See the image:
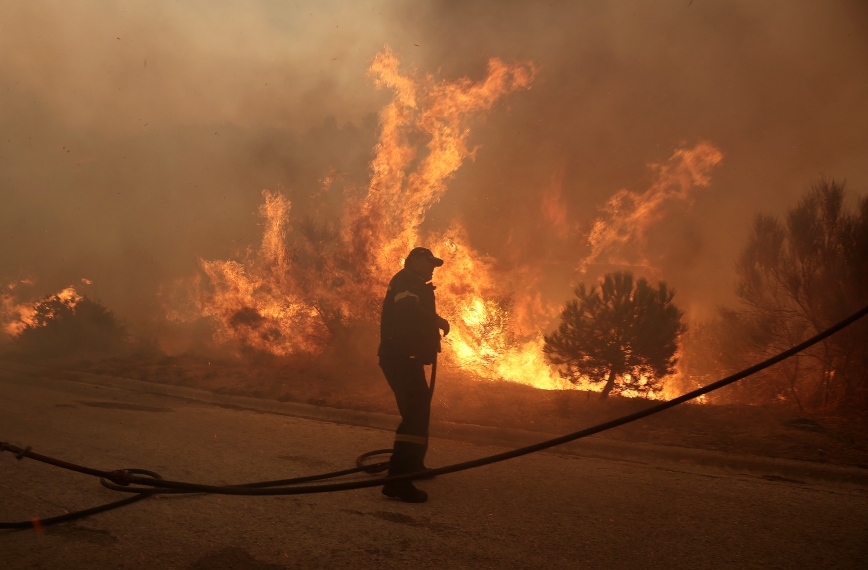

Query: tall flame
(349, 47), (535, 286)
(197, 191), (332, 356)
(190, 48), (540, 367)
(181, 49), (722, 397)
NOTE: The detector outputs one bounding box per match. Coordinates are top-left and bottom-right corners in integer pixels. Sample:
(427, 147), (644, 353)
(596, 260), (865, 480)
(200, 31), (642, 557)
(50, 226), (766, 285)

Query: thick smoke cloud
(393, 0), (868, 318)
(1, 0), (866, 336)
(0, 0), (392, 329)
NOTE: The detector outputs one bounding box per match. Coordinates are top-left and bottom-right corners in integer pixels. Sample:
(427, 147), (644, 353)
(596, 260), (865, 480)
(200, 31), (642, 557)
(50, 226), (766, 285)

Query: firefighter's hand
(437, 316), (450, 336)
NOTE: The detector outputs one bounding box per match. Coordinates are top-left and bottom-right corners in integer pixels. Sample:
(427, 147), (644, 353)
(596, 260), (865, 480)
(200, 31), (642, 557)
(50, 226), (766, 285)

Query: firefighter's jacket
(378, 268), (442, 364)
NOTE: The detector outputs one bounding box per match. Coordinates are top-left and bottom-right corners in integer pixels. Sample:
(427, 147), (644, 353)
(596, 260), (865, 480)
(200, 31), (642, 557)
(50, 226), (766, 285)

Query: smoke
(0, 0), (392, 330)
(391, 0), (868, 318)
(1, 0), (866, 341)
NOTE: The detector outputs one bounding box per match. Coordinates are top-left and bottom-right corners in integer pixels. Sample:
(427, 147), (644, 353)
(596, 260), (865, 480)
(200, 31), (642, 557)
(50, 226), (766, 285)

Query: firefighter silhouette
(378, 247), (450, 503)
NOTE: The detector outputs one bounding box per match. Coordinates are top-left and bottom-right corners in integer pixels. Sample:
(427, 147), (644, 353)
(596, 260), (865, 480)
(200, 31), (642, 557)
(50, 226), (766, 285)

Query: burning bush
(9, 291), (129, 359)
(544, 272), (684, 398)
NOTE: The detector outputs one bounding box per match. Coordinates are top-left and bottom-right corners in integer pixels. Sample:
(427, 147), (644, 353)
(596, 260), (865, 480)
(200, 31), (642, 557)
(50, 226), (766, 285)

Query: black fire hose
(2, 304), (867, 530)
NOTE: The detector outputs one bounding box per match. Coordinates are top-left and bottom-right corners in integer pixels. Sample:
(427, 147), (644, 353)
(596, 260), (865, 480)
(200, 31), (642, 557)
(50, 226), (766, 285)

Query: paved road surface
(1, 370), (866, 569)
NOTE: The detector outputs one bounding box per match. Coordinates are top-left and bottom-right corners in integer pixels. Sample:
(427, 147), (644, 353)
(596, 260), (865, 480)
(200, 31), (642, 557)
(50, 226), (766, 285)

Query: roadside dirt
(13, 353), (868, 469)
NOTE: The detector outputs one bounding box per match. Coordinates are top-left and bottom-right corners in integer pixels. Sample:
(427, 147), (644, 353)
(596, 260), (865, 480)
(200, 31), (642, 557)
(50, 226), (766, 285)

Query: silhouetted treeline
(682, 179), (868, 413)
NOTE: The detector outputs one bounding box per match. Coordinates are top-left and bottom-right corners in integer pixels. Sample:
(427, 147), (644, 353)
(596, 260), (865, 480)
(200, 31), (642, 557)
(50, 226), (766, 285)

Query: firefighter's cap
(406, 247), (444, 267)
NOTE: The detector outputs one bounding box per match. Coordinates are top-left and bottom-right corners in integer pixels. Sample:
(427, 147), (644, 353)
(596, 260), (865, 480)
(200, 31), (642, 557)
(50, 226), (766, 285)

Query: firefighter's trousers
(380, 357), (431, 476)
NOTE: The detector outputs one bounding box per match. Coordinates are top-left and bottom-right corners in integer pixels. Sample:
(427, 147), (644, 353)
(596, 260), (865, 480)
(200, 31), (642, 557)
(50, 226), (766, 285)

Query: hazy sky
(1, 0), (866, 329)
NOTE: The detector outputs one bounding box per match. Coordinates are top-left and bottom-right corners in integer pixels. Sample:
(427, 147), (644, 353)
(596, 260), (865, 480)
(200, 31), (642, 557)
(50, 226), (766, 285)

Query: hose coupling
(106, 469), (132, 486)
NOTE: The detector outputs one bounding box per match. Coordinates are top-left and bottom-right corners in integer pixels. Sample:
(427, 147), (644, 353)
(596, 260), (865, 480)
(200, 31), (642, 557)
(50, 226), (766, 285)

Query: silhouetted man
(378, 247), (450, 503)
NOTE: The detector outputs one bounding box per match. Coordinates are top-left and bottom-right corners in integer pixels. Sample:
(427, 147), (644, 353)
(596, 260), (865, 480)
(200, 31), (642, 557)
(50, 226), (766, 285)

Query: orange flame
(1, 285), (83, 338)
(179, 49), (721, 399)
(348, 47), (535, 286)
(197, 191), (333, 356)
(190, 48), (537, 362)
(582, 141), (723, 273)
(425, 230), (571, 389)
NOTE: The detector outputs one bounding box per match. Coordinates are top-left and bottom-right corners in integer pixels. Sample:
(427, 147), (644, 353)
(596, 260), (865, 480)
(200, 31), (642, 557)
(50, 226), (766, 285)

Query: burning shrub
(11, 292), (128, 359)
(184, 50), (541, 369)
(544, 272), (684, 398)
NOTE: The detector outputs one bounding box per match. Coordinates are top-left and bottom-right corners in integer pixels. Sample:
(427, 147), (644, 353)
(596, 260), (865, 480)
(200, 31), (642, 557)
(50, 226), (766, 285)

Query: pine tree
(544, 272), (684, 398)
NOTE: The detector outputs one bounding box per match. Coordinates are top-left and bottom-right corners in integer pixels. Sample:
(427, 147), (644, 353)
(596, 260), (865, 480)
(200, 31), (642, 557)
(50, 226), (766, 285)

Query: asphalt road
(1, 370), (866, 569)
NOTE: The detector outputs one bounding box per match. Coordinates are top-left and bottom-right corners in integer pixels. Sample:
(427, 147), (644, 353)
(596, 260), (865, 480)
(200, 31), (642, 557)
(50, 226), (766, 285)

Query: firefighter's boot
(383, 441), (428, 503)
(409, 441), (435, 479)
